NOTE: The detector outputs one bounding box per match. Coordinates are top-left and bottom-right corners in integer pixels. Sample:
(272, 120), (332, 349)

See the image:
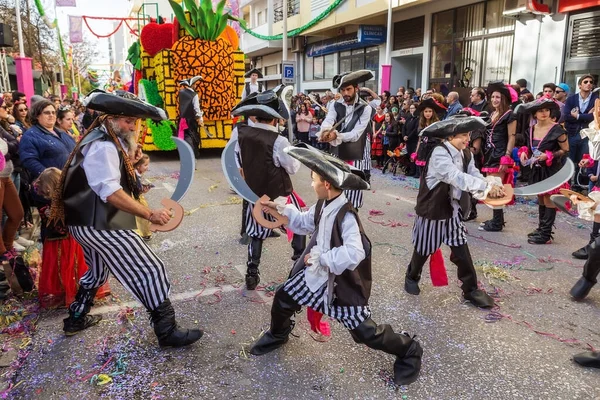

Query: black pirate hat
(83, 90), (167, 121)
(231, 89), (289, 120)
(244, 68), (263, 79)
(419, 115), (487, 139)
(284, 146), (370, 190)
(332, 70), (373, 90)
(417, 97), (447, 114)
(515, 97), (560, 114)
(487, 81), (518, 103)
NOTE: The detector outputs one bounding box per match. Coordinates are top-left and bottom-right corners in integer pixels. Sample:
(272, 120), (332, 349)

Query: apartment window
(274, 0), (301, 23)
(429, 0), (514, 90)
(304, 53), (336, 81)
(257, 11), (263, 25)
(265, 65), (278, 76)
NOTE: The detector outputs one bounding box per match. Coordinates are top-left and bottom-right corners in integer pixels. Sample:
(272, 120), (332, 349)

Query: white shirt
(81, 131), (128, 202)
(281, 194), (365, 293)
(426, 142), (490, 216)
(242, 81), (263, 100)
(186, 87), (202, 118)
(235, 122), (300, 175)
(319, 97), (372, 146)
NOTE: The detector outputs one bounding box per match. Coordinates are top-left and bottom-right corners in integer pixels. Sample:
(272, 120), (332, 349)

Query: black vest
(238, 124), (293, 200)
(245, 82), (263, 96)
(415, 144), (472, 220)
(62, 129), (136, 230)
(290, 200), (372, 307)
(333, 101), (369, 161)
(178, 88), (197, 120)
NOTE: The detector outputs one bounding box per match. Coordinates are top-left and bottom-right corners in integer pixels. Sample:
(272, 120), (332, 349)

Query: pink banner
(69, 16), (83, 43)
(56, 0), (76, 6)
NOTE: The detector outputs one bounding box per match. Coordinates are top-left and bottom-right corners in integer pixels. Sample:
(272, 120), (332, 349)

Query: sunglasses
(555, 89), (565, 93)
(582, 80), (593, 84)
(18, 107), (28, 112)
(42, 110), (56, 116)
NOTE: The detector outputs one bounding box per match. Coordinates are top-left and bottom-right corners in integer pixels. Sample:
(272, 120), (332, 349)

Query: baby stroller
(382, 144), (410, 175)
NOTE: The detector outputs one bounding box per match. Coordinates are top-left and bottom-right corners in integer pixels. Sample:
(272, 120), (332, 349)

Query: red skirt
(39, 236), (111, 308)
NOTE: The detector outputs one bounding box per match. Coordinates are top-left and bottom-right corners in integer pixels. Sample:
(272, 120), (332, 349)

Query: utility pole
(14, 0), (35, 101)
(282, 0), (288, 63)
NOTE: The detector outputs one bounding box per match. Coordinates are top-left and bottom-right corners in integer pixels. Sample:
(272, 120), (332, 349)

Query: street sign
(282, 61), (295, 84)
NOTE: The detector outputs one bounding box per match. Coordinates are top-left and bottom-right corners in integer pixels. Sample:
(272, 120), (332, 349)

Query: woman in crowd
(384, 111), (401, 157)
(12, 101), (30, 134)
(295, 103), (312, 144)
(412, 98), (446, 177)
(403, 103), (420, 177)
(480, 82), (518, 232)
(55, 105), (81, 142)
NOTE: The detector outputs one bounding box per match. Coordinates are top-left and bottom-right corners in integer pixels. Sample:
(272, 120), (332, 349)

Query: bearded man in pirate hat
(231, 88), (305, 290)
(318, 70), (374, 210)
(50, 90), (202, 347)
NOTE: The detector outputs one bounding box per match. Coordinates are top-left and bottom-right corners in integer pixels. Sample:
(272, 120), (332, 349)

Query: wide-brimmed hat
(284, 145), (370, 190)
(332, 70), (373, 90)
(487, 81), (519, 103)
(515, 97), (560, 114)
(417, 97), (447, 114)
(83, 90), (167, 121)
(244, 68), (263, 79)
(231, 89), (289, 120)
(419, 115), (487, 139)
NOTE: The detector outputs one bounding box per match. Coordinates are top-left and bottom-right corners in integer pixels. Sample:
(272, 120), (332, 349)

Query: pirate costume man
(177, 76), (204, 160)
(231, 90), (305, 290)
(242, 68), (264, 100)
(405, 116), (503, 308)
(249, 147), (422, 386)
(318, 70), (374, 210)
(480, 82), (518, 232)
(516, 98), (569, 245)
(52, 91), (202, 347)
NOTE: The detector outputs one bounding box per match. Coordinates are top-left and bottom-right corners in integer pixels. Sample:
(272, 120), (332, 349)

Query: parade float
(132, 0), (245, 151)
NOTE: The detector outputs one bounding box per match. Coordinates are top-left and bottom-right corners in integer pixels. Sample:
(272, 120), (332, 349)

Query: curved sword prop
(221, 138), (259, 204)
(513, 158), (575, 197)
(150, 137), (195, 232)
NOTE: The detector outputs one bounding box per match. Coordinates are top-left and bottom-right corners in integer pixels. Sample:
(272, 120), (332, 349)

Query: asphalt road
(9, 150), (600, 399)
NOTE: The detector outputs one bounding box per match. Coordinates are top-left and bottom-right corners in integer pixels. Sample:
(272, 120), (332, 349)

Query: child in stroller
(382, 143), (410, 175)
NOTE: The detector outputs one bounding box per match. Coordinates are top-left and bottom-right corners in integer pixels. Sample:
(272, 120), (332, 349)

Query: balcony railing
(273, 0), (300, 23)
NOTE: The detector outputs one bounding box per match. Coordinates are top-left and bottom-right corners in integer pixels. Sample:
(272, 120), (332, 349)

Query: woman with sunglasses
(12, 101), (30, 133)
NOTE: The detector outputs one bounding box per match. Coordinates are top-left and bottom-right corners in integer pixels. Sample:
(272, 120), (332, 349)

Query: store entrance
(391, 55), (422, 93)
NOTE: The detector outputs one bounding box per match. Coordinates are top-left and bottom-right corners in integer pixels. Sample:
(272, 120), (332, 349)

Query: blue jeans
(569, 134), (589, 186)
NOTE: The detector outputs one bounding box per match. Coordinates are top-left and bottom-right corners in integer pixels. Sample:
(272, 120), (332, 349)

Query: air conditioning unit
(503, 0), (550, 17)
(291, 36), (305, 53)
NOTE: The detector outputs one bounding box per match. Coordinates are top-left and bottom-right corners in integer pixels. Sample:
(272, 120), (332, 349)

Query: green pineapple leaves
(169, 0), (244, 41)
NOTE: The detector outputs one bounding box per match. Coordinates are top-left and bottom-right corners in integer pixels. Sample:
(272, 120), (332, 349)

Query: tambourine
(483, 184), (514, 207)
(559, 188), (594, 203)
(149, 198), (185, 232)
(252, 194), (289, 229)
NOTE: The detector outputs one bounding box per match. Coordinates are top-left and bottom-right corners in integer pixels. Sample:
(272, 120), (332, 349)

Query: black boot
(528, 207), (555, 244)
(269, 229), (281, 238)
(404, 250), (429, 295)
(63, 287), (102, 336)
(246, 237), (263, 290)
(528, 205), (546, 237)
(572, 233), (599, 259)
(291, 234), (306, 261)
(350, 318), (422, 385)
(573, 352), (600, 368)
(450, 245), (494, 308)
(249, 287), (300, 355)
(479, 209), (504, 232)
(570, 237), (600, 300)
(149, 299), (203, 347)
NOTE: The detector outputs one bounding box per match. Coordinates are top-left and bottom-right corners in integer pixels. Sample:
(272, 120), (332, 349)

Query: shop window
(304, 54), (313, 81)
(313, 56), (324, 79)
(339, 47), (378, 91)
(324, 54), (335, 79)
(393, 16), (425, 51)
(456, 3), (484, 38)
(482, 35), (513, 84)
(485, 0), (515, 35)
(432, 10), (453, 43)
(304, 53), (336, 81)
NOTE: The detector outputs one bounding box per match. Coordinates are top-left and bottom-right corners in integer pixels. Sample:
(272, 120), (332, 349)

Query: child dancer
(405, 116), (504, 308)
(35, 168), (110, 308)
(249, 146), (422, 386)
(134, 154), (153, 241)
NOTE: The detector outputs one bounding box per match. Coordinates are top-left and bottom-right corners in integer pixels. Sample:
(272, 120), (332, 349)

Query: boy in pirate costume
(405, 116), (505, 308)
(52, 91), (202, 347)
(177, 76), (203, 160)
(249, 146), (422, 385)
(319, 70), (374, 210)
(232, 90), (305, 290)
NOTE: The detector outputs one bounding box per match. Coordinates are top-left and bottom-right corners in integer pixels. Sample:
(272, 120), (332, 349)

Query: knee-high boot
(450, 244), (494, 308)
(480, 208), (504, 232)
(63, 287), (102, 336)
(528, 207), (556, 245)
(528, 204), (546, 237)
(291, 234), (306, 261)
(570, 237), (600, 300)
(350, 318), (423, 385)
(149, 299), (203, 347)
(250, 287), (301, 355)
(404, 250), (429, 295)
(246, 237), (263, 290)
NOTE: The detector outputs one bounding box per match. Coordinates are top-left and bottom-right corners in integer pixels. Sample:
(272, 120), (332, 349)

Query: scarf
(49, 115), (141, 226)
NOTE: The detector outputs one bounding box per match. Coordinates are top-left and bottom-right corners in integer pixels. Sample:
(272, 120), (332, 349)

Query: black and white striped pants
(245, 192), (303, 239)
(69, 226), (170, 312)
(283, 269), (371, 330)
(411, 214), (467, 256)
